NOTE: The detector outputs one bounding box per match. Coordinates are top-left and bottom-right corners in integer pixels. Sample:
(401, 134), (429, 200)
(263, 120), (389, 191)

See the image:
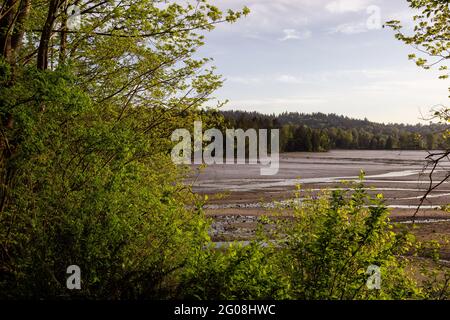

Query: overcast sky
(196, 0), (449, 124)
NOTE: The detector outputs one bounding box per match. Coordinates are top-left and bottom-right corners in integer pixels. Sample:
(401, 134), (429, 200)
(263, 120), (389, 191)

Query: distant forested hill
(220, 110), (449, 152)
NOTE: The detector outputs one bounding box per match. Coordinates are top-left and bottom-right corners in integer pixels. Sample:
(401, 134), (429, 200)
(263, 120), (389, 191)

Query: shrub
(273, 179), (422, 299)
(0, 66), (209, 299)
(181, 177), (431, 300)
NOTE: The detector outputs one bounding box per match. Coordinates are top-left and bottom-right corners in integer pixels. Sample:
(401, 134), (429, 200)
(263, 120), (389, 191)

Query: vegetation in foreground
(181, 177), (449, 300)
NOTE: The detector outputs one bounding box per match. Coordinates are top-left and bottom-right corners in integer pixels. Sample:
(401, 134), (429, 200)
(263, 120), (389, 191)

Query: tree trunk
(59, 4), (67, 65)
(10, 0), (31, 64)
(37, 0), (62, 70)
(0, 0), (19, 62)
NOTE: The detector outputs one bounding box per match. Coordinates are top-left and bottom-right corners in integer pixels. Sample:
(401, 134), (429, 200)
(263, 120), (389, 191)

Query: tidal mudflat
(191, 150), (450, 258)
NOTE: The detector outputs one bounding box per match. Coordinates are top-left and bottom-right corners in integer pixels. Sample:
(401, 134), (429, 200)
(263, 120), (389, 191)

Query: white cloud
(386, 10), (416, 29)
(357, 69), (394, 79)
(228, 97), (328, 107)
(235, 2), (310, 33)
(226, 74), (305, 85)
(279, 29), (312, 41)
(227, 76), (263, 85)
(315, 69), (394, 81)
(328, 22), (368, 34)
(325, 0), (370, 13)
(276, 74), (305, 84)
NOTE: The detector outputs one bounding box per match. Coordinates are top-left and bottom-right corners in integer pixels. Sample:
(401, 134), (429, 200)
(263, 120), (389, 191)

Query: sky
(195, 0), (449, 124)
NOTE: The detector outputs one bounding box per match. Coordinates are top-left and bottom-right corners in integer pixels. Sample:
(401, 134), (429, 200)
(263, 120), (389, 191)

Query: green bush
(274, 180), (422, 299)
(181, 178), (436, 300)
(0, 66), (209, 299)
(179, 241), (290, 300)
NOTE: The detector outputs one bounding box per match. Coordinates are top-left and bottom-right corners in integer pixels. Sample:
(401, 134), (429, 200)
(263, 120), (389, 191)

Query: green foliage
(0, 0), (248, 299)
(180, 180), (443, 300)
(386, 0), (449, 125)
(386, 0), (449, 82)
(179, 242), (290, 300)
(0, 66), (210, 299)
(274, 182), (421, 299)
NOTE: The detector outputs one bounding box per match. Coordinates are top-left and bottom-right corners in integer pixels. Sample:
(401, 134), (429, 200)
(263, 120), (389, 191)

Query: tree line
(222, 110), (449, 152)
